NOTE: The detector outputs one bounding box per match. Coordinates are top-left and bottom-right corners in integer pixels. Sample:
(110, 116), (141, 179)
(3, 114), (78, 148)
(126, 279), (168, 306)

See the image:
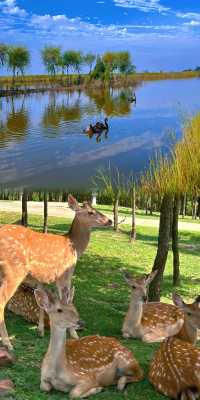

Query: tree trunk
(192, 197), (198, 219)
(180, 193), (187, 218)
(148, 194), (173, 301)
(43, 192), (48, 233)
(130, 184), (136, 242)
(172, 194), (180, 286)
(113, 193), (119, 231)
(21, 189), (28, 227)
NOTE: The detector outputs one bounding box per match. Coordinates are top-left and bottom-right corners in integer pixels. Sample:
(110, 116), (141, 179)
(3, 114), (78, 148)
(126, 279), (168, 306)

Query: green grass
(0, 212), (199, 400)
(96, 204), (200, 223)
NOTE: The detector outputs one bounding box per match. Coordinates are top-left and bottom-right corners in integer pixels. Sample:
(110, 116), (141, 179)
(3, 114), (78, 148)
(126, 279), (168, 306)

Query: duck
(84, 118), (109, 135)
(94, 117), (109, 131)
(128, 93), (136, 103)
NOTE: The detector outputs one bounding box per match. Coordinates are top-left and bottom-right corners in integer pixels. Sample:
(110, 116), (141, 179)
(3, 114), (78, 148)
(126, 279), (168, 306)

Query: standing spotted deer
(0, 194), (112, 350)
(149, 293), (200, 400)
(122, 271), (184, 342)
(34, 287), (144, 398)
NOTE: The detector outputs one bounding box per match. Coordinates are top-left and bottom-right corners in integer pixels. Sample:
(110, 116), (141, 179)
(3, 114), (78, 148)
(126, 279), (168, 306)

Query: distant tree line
(0, 43), (135, 82)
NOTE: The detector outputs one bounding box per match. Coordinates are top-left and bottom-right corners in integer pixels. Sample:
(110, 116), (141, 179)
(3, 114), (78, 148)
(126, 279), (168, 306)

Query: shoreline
(0, 71), (199, 98)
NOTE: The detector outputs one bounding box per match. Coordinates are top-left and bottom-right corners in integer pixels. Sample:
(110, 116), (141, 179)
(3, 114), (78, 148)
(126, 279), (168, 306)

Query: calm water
(0, 79), (199, 190)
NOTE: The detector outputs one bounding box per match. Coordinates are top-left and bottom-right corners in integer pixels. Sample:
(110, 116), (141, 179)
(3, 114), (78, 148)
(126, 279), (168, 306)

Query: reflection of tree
(42, 92), (81, 132)
(85, 86), (138, 116)
(0, 96), (29, 148)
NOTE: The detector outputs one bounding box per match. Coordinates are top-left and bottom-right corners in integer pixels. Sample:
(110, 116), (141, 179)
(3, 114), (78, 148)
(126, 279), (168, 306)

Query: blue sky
(0, 0), (200, 73)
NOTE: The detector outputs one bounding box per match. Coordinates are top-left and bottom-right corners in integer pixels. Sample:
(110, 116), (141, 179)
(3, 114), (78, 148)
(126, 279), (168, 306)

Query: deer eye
(187, 311), (192, 316)
(132, 285), (136, 289)
(57, 308), (63, 313)
(88, 211), (94, 215)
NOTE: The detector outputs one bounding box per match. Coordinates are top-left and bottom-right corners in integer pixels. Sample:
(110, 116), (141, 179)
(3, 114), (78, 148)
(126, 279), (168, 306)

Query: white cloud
(176, 12), (200, 21)
(183, 20), (200, 27)
(0, 0), (27, 16)
(113, 0), (169, 13)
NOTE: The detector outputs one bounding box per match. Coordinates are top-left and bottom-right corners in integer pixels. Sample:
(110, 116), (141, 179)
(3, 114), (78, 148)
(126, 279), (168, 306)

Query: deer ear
(34, 289), (53, 312)
(68, 195), (80, 211)
(123, 271), (135, 286)
(172, 293), (185, 309)
(68, 287), (75, 304)
(145, 270), (158, 285)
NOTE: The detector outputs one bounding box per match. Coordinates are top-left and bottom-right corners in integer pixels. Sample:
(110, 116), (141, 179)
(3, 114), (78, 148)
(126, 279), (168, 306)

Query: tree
(172, 194), (180, 286)
(71, 51), (83, 74)
(116, 51), (135, 74)
(93, 165), (127, 231)
(7, 46), (30, 81)
(43, 192), (48, 233)
(130, 180), (136, 242)
(102, 52), (118, 72)
(21, 189), (28, 227)
(92, 56), (105, 80)
(84, 53), (96, 74)
(41, 46), (61, 75)
(0, 44), (8, 67)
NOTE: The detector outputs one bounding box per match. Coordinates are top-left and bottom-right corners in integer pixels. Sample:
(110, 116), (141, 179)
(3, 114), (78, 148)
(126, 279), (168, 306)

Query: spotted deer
(122, 271), (184, 342)
(149, 293), (200, 400)
(0, 194), (112, 350)
(35, 287), (144, 398)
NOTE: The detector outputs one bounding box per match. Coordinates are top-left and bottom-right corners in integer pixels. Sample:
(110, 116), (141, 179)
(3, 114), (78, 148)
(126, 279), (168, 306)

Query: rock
(0, 379), (15, 397)
(0, 348), (15, 367)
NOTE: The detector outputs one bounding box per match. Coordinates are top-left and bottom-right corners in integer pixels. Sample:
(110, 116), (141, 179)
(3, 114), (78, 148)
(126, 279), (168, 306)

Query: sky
(0, 0), (200, 73)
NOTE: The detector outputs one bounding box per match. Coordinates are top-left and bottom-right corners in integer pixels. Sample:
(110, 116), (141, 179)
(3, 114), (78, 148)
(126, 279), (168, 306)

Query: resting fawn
(0, 194), (112, 349)
(35, 287), (144, 399)
(122, 271), (184, 342)
(149, 293), (200, 400)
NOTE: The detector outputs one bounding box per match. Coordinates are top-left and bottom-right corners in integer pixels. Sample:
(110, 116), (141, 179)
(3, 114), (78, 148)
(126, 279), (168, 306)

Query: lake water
(0, 78), (199, 191)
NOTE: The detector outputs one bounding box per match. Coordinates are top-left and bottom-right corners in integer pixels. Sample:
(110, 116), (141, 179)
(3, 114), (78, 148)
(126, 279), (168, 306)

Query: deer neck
(47, 322), (67, 365)
(126, 295), (143, 328)
(68, 216), (91, 258)
(176, 317), (197, 345)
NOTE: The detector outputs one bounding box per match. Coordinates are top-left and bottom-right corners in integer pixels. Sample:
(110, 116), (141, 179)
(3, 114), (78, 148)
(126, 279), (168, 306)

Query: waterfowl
(94, 117), (109, 131)
(128, 93), (136, 103)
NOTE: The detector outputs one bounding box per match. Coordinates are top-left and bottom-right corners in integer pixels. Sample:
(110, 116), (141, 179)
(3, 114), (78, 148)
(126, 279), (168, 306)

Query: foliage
(41, 46), (61, 75)
(7, 46), (30, 78)
(0, 43), (8, 66)
(83, 53), (96, 73)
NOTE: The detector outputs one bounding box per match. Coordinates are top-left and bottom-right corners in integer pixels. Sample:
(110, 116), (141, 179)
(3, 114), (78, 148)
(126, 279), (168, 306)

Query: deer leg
(37, 283), (45, 337)
(70, 382), (102, 399)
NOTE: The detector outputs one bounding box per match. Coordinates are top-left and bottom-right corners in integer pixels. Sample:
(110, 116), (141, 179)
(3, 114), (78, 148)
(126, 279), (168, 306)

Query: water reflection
(0, 96), (29, 148)
(0, 79), (199, 190)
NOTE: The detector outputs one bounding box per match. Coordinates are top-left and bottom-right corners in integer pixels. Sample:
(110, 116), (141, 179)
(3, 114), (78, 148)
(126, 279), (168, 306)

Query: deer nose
(143, 296), (148, 302)
(77, 320), (85, 329)
(107, 219), (112, 226)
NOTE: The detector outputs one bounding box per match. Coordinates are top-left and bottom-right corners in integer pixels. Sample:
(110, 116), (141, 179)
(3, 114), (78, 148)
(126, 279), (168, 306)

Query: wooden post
(21, 189), (28, 227)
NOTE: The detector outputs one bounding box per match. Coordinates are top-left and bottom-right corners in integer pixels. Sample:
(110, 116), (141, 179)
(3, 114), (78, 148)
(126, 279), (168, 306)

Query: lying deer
(122, 271), (184, 342)
(35, 287), (144, 398)
(0, 194), (112, 350)
(149, 293), (200, 400)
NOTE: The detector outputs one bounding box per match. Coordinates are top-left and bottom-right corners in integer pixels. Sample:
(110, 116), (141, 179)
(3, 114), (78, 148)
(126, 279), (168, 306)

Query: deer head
(172, 293), (200, 330)
(68, 194), (112, 228)
(34, 287), (84, 331)
(124, 270), (158, 303)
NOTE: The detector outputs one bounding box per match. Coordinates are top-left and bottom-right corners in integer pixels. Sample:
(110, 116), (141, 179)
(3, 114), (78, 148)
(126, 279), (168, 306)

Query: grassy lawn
(96, 204), (200, 223)
(0, 211), (199, 400)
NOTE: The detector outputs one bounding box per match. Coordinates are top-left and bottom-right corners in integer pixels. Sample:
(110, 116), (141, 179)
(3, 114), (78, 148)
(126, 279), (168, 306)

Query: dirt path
(0, 200), (199, 232)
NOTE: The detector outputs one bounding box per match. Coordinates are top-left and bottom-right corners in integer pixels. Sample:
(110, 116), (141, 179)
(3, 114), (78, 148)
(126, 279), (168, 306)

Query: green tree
(92, 56), (105, 80)
(0, 44), (8, 67)
(84, 53), (96, 74)
(41, 46), (61, 75)
(116, 51), (135, 74)
(7, 46), (30, 81)
(102, 52), (118, 72)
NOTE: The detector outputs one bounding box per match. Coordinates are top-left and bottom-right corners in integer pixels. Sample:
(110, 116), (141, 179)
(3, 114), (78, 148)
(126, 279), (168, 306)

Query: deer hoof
(0, 347), (16, 367)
